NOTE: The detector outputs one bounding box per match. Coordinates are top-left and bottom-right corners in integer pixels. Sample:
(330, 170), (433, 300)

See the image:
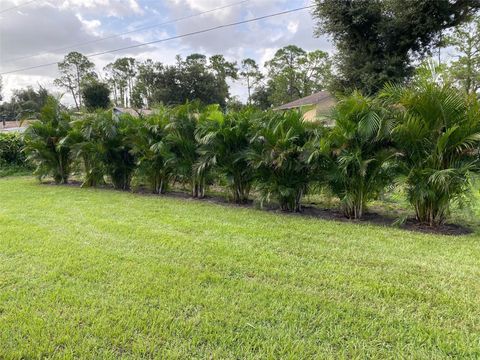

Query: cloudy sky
(0, 0), (333, 105)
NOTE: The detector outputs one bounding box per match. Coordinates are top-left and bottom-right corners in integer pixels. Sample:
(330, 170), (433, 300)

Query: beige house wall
(299, 98), (336, 125)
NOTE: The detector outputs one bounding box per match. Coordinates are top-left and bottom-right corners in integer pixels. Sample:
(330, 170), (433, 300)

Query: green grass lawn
(1, 177), (479, 358)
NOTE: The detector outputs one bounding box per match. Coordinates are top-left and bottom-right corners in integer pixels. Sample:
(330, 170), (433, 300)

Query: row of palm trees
(23, 80), (480, 226)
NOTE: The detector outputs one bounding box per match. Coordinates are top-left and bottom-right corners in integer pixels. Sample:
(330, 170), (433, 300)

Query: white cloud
(258, 48), (277, 68)
(76, 14), (102, 35)
(287, 21), (299, 34)
(60, 0), (144, 17)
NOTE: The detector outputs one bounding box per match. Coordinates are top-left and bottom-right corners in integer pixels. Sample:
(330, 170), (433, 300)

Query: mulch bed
(43, 181), (473, 236)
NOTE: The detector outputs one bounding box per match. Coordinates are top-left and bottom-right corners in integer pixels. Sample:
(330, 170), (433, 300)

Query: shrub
(67, 112), (107, 187)
(100, 113), (138, 190)
(166, 102), (205, 198)
(0, 132), (27, 167)
(132, 108), (174, 194)
(382, 82), (480, 225)
(23, 97), (72, 184)
(196, 107), (256, 203)
(316, 91), (399, 219)
(248, 110), (314, 212)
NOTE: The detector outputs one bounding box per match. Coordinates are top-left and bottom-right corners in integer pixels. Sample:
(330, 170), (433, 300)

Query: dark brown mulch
(41, 181), (473, 236)
(401, 219), (472, 236)
(296, 206), (472, 236)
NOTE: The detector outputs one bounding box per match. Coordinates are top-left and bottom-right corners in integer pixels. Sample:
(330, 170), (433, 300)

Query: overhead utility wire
(0, 0), (39, 14)
(2, 0), (250, 64)
(0, 5), (314, 75)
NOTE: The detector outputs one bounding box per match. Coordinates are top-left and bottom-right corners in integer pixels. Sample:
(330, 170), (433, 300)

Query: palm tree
(381, 82), (480, 226)
(247, 110), (314, 212)
(196, 107), (256, 203)
(315, 91), (399, 219)
(23, 97), (72, 184)
(132, 108), (174, 194)
(102, 113), (138, 190)
(66, 112), (107, 187)
(166, 102), (205, 198)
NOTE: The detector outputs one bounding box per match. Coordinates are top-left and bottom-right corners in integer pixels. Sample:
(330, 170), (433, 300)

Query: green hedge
(0, 132), (27, 167)
(21, 86), (480, 225)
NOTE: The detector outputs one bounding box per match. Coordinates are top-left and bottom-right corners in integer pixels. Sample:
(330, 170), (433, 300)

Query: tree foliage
(313, 0), (480, 94)
(240, 58), (263, 105)
(81, 81), (111, 111)
(54, 52), (97, 109)
(444, 15), (480, 95)
(121, 55), (238, 109)
(263, 45), (332, 106)
(104, 57), (137, 108)
(0, 86), (50, 120)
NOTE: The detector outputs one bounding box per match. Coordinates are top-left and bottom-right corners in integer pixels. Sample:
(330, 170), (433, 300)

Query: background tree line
(1, 0), (479, 118)
(45, 45), (332, 112)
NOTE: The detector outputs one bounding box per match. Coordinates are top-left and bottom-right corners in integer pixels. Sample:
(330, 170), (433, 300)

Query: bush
(66, 110), (138, 190)
(167, 102), (205, 197)
(196, 107), (257, 203)
(132, 108), (174, 194)
(0, 132), (27, 167)
(382, 82), (480, 225)
(67, 112), (107, 187)
(248, 110), (315, 212)
(22, 81), (479, 227)
(100, 113), (138, 190)
(23, 97), (72, 184)
(315, 91), (399, 219)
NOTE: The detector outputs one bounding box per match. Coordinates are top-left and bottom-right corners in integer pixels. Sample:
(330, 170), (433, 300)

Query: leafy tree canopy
(129, 55), (238, 108)
(0, 86), (50, 120)
(54, 52), (97, 110)
(313, 0), (480, 94)
(263, 45), (332, 106)
(81, 81), (111, 111)
(240, 58), (263, 105)
(444, 15), (480, 95)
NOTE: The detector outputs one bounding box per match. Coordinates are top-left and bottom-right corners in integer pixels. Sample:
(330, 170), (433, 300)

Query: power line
(2, 0), (250, 64)
(0, 0), (39, 14)
(0, 5), (314, 76)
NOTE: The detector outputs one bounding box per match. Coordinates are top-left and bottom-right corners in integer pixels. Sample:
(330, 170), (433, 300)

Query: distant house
(113, 107), (154, 119)
(0, 118), (30, 133)
(275, 91), (336, 125)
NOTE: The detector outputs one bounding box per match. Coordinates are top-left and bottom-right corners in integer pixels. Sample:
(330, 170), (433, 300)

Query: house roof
(113, 107), (154, 117)
(275, 91), (334, 110)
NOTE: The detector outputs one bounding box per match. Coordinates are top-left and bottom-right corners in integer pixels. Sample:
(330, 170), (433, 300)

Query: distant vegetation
(0, 132), (31, 177)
